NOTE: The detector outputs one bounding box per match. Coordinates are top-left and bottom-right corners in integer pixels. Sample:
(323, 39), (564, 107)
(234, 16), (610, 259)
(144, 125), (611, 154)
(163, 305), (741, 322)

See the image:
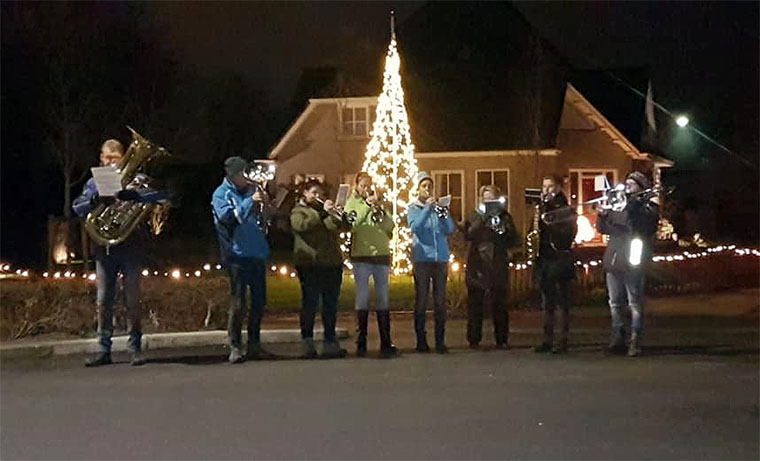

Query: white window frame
(569, 168), (619, 206)
(431, 169), (466, 223)
(474, 168), (511, 211)
(338, 103), (377, 139)
(569, 168), (619, 247)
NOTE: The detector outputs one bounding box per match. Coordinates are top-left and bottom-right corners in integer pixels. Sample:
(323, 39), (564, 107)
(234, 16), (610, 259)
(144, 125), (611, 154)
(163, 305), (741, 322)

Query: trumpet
(315, 198), (356, 225)
(477, 197), (508, 234)
(365, 188), (386, 223)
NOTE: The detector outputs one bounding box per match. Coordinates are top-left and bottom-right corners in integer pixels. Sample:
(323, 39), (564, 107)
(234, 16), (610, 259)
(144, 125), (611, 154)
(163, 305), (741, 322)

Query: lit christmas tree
(361, 12), (419, 275)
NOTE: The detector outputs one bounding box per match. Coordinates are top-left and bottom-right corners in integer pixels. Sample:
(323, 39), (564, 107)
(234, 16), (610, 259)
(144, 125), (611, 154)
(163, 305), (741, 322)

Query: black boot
(606, 327), (626, 355)
(414, 311), (429, 352)
(85, 352), (112, 367)
(434, 310), (447, 354)
(356, 310), (369, 357)
(377, 310), (398, 358)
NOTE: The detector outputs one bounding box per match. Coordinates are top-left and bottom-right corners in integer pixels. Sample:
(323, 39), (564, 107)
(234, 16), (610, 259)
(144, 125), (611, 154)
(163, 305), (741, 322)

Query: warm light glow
(142, 269), (149, 276)
(88, 273), (96, 281)
(451, 262), (460, 272)
(361, 35), (419, 275)
(171, 269), (181, 279)
(279, 266), (288, 275)
(575, 215), (596, 244)
(194, 270), (201, 277)
(676, 115), (689, 127)
(203, 264), (211, 271)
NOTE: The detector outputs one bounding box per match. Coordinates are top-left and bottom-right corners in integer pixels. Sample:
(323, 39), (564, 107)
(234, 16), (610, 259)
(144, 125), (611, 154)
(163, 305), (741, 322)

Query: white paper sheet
(91, 166), (123, 196)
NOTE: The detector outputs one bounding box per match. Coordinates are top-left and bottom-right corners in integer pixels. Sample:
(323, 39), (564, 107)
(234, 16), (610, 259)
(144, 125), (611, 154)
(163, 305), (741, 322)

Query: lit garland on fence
(1, 245), (758, 281)
(361, 30), (419, 276)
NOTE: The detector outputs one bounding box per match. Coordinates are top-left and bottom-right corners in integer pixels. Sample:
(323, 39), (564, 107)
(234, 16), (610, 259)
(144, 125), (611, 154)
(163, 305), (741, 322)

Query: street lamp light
(676, 115), (689, 128)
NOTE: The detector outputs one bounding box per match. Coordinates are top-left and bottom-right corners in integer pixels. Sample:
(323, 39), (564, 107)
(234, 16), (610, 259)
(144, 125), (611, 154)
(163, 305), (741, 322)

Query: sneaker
(435, 345), (449, 354)
(627, 336), (641, 357)
(130, 351), (147, 366)
(320, 341), (348, 359)
(533, 343), (553, 353)
(495, 342), (510, 350)
(85, 352), (112, 367)
(301, 338), (318, 359)
(228, 347), (245, 364)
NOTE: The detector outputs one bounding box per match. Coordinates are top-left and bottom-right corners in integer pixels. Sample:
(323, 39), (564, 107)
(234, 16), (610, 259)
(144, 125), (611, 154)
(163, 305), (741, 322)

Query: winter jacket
(597, 199), (659, 273)
(407, 200), (456, 263)
(344, 194), (394, 262)
(211, 178), (270, 263)
(536, 192), (578, 281)
(290, 201), (350, 267)
(464, 209), (520, 290)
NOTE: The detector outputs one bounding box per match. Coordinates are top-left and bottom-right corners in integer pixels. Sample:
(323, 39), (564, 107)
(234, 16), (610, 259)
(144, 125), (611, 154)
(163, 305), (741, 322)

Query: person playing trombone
(597, 171), (659, 357)
(343, 172), (397, 357)
(533, 174), (578, 354)
(465, 185), (519, 350)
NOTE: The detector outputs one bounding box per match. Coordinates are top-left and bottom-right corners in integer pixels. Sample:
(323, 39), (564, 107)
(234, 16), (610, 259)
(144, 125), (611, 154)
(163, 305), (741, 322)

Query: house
(268, 3), (673, 245)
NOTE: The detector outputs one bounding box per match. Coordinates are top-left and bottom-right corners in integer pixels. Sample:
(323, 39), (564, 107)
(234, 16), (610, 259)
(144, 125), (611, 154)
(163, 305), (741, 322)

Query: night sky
(1, 1), (758, 267)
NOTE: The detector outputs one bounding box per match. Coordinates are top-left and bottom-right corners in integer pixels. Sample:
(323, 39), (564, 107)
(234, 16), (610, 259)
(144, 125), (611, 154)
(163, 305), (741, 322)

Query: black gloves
(116, 189), (141, 201)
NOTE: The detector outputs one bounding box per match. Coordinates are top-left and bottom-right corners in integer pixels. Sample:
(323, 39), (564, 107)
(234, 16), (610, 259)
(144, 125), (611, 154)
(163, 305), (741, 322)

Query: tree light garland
(361, 28), (419, 275)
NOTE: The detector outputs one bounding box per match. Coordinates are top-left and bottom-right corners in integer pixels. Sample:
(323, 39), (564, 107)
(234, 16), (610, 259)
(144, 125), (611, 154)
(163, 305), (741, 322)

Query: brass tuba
(84, 127), (170, 247)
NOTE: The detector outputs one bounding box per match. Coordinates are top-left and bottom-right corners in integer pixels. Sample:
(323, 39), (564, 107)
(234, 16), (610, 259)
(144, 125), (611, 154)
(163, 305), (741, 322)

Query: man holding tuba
(533, 174), (577, 354)
(73, 138), (168, 367)
(211, 156), (276, 364)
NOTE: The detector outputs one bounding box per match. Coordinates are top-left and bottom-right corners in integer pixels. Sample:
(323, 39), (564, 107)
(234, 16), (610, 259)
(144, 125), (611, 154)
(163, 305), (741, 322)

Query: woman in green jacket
(290, 179), (351, 359)
(344, 172), (398, 357)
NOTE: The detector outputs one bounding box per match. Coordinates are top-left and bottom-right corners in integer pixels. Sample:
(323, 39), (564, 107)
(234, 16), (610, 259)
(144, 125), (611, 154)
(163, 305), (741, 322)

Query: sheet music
(437, 195), (451, 207)
(90, 166), (122, 196)
(335, 184), (350, 208)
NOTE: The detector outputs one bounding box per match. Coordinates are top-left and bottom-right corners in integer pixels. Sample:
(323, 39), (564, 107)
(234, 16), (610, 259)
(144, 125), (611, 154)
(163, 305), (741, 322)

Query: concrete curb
(0, 328), (349, 360)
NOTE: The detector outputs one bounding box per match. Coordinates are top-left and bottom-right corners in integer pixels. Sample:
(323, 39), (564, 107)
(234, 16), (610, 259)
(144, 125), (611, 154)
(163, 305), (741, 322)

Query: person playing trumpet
(407, 172), (456, 353)
(211, 156), (276, 363)
(533, 174), (578, 354)
(343, 172), (397, 357)
(291, 179), (351, 359)
(464, 185), (519, 349)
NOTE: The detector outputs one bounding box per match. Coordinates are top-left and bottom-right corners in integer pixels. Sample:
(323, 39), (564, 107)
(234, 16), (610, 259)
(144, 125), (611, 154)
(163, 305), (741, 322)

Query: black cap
(224, 156), (247, 178)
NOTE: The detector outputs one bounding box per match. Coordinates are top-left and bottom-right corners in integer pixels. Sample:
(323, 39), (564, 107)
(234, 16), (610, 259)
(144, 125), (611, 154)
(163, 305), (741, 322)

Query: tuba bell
(84, 127), (170, 247)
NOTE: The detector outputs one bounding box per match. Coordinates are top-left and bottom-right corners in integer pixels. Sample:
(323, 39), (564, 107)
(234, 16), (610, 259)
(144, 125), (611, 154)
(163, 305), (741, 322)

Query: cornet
(315, 198), (356, 225)
(241, 160), (276, 232)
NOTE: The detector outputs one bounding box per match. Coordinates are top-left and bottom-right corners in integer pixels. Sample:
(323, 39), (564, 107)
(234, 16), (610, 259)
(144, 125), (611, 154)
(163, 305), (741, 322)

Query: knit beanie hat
(626, 171), (651, 190)
(224, 156), (247, 178)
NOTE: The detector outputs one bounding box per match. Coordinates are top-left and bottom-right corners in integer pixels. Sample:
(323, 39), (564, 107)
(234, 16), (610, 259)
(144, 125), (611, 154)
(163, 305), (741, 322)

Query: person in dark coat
(598, 171), (659, 357)
(533, 174), (578, 354)
(464, 184), (519, 349)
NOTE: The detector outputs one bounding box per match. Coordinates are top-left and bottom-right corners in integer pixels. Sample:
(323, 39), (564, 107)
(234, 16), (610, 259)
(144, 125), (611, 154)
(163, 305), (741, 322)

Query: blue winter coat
(211, 178), (270, 263)
(407, 201), (456, 263)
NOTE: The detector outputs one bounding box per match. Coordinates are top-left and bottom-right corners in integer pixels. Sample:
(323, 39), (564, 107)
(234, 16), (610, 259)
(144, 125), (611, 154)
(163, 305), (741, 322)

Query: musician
(407, 172), (456, 353)
(291, 179), (351, 359)
(73, 139), (167, 367)
(533, 174), (578, 354)
(598, 171), (659, 357)
(212, 156), (275, 363)
(465, 185), (519, 349)
(343, 172), (397, 357)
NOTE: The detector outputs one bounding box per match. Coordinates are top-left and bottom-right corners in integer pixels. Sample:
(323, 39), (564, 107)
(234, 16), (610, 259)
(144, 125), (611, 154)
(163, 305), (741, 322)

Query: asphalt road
(2, 346), (758, 460)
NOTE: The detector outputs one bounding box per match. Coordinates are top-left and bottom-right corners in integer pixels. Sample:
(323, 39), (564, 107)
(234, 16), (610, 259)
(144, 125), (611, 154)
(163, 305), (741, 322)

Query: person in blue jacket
(407, 171), (456, 353)
(73, 139), (168, 367)
(212, 156), (275, 364)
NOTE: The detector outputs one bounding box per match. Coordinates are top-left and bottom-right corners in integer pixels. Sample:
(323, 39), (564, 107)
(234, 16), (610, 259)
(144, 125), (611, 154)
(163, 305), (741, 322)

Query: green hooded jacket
(344, 194), (394, 261)
(290, 201), (349, 267)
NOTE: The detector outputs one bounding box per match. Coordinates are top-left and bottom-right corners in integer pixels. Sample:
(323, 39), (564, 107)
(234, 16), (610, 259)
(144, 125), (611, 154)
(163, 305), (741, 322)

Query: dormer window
(341, 105), (377, 138)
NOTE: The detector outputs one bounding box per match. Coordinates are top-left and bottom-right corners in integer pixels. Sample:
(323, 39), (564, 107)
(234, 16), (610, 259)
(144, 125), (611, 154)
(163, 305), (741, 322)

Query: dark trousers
(227, 258), (267, 349)
(297, 265), (343, 342)
(467, 286), (509, 346)
(539, 276), (572, 345)
(412, 262), (448, 347)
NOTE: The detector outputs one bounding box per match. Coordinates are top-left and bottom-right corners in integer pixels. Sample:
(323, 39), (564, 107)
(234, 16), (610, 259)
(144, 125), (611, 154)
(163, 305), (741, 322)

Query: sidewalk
(2, 289), (757, 361)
